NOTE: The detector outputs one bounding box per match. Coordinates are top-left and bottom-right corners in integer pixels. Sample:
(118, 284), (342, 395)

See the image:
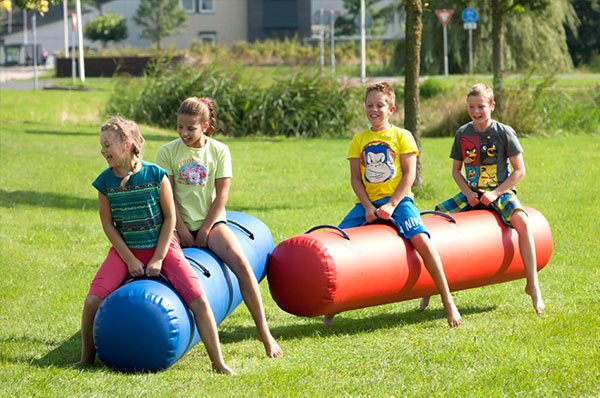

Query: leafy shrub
(422, 74), (600, 137)
(502, 73), (599, 136)
(419, 78), (448, 99)
(106, 61), (363, 137)
(83, 12), (128, 47)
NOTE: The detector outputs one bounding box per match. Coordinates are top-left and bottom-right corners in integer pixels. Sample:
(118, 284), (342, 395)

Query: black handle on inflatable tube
(185, 256), (212, 278)
(360, 218), (400, 229)
(304, 224), (350, 240)
(226, 219), (255, 240)
(420, 210), (456, 224)
(121, 272), (171, 286)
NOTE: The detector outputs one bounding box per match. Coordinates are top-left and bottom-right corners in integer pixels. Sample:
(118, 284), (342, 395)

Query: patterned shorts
(435, 190), (526, 226)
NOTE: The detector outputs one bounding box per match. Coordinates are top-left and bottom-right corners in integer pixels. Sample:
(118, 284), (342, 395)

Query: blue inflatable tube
(93, 211), (274, 372)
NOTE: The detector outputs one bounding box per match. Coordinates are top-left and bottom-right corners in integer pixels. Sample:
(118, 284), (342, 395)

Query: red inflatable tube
(267, 207), (552, 317)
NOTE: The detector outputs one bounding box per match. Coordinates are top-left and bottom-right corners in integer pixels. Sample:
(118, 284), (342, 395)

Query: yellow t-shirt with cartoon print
(347, 125), (419, 203)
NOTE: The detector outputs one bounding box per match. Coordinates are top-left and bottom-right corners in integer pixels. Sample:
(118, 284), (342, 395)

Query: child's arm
(451, 159), (480, 207)
(377, 152), (416, 220)
(195, 177), (231, 247)
(146, 175), (177, 276)
(349, 158), (378, 223)
(98, 192), (145, 277)
(167, 175), (195, 248)
(479, 153), (525, 206)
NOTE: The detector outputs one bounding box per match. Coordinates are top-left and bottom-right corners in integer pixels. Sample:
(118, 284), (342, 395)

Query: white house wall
(1, 0), (249, 57)
(164, 0), (248, 47)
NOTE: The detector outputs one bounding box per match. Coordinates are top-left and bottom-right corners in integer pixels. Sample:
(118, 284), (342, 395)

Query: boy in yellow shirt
(325, 82), (462, 328)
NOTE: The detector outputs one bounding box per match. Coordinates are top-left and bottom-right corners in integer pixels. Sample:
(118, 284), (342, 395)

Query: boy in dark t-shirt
(420, 83), (545, 314)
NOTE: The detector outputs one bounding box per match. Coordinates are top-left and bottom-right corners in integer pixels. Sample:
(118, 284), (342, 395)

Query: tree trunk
(492, 0), (505, 118)
(404, 0), (423, 187)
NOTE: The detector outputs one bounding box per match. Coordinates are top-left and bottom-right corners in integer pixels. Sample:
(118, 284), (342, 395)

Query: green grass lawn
(1, 88), (599, 397)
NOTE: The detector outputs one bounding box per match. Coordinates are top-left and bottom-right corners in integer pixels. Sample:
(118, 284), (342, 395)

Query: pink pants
(88, 236), (204, 305)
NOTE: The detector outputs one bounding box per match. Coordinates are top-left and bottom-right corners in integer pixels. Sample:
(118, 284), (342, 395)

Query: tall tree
(566, 0), (600, 67)
(404, 0), (423, 187)
(334, 0), (395, 36)
(13, 0), (52, 14)
(133, 0), (187, 51)
(490, 0), (558, 117)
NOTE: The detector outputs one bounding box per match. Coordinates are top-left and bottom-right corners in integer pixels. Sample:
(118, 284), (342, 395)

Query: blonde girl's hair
(468, 83), (494, 104)
(100, 116), (144, 189)
(365, 81), (396, 108)
(177, 97), (216, 137)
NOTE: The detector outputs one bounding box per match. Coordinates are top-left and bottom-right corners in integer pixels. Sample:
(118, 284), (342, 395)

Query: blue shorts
(435, 190), (526, 226)
(339, 196), (430, 240)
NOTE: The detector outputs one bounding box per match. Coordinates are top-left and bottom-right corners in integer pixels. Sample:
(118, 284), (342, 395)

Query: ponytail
(178, 97), (216, 137)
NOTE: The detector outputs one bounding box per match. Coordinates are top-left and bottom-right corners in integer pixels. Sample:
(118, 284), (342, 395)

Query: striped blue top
(92, 161), (167, 249)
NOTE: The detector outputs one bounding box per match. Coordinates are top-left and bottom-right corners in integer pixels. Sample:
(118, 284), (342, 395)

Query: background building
(0, 0), (402, 64)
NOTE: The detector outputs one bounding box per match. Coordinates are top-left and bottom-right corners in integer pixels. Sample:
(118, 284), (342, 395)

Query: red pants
(88, 236), (204, 305)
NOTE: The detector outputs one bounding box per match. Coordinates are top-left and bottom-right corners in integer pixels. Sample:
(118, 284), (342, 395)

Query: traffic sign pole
(360, 0), (366, 84)
(469, 28), (473, 73)
(462, 8), (478, 74)
(319, 8), (324, 76)
(330, 9), (335, 76)
(435, 9), (453, 77)
(443, 25), (448, 77)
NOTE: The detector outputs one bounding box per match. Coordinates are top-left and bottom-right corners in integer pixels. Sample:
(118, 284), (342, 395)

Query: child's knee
(83, 294), (103, 310)
(510, 210), (530, 231)
(409, 232), (430, 251)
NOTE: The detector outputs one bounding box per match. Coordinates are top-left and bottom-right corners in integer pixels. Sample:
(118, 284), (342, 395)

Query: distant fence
(55, 55), (187, 77)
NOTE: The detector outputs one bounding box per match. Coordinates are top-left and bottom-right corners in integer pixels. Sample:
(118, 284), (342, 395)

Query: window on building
(182, 0), (214, 13)
(181, 0), (196, 13)
(198, 31), (217, 43)
(200, 0), (214, 13)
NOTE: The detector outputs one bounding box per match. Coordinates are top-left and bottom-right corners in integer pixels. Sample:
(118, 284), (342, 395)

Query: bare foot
(213, 363), (236, 375)
(323, 313), (336, 326)
(446, 303), (462, 329)
(263, 335), (283, 358)
(67, 360), (94, 368)
(525, 284), (545, 314)
(419, 296), (431, 311)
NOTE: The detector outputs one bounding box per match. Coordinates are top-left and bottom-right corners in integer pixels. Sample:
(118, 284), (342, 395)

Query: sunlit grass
(1, 86), (599, 397)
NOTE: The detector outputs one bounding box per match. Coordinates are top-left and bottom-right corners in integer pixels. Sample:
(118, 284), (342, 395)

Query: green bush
(106, 61), (363, 137)
(503, 74), (600, 136)
(419, 78), (448, 99)
(83, 11), (128, 47)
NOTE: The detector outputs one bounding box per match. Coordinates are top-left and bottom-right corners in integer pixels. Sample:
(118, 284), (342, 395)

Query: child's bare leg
(208, 225), (283, 358)
(76, 295), (103, 365)
(323, 313), (337, 326)
(189, 296), (235, 375)
(419, 296), (431, 311)
(511, 211), (545, 313)
(410, 233), (462, 328)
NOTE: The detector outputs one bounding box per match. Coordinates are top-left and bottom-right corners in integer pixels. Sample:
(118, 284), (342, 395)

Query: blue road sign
(462, 8), (478, 23)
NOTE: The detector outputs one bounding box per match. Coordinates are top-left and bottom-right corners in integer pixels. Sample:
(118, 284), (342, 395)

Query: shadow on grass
(28, 331), (88, 369)
(219, 304), (496, 343)
(13, 305), (494, 371)
(228, 204), (305, 212)
(0, 189), (97, 210)
(25, 128), (172, 142)
(25, 128), (98, 137)
(0, 332), (104, 371)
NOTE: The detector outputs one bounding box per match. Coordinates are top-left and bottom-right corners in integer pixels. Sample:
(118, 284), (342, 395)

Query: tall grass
(106, 62), (364, 137)
(1, 87), (599, 397)
(421, 76), (600, 137)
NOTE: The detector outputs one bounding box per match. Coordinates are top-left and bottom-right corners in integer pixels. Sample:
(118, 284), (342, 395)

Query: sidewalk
(0, 65), (57, 90)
